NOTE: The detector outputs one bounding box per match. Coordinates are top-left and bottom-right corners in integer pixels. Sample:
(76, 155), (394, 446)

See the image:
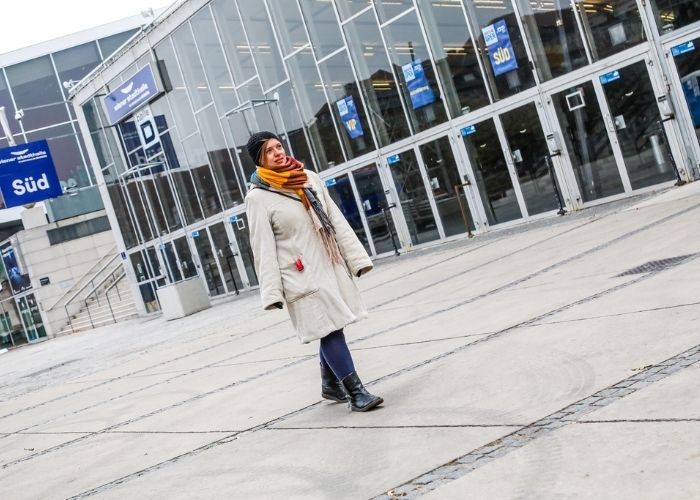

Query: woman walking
(245, 131), (383, 412)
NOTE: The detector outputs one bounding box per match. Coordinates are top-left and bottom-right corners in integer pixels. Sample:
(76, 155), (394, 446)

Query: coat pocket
(287, 290), (334, 342)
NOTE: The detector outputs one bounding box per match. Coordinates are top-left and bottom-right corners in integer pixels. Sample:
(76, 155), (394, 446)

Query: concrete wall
(15, 209), (118, 336)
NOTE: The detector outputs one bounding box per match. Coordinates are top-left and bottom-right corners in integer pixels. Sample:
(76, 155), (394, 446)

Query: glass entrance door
(548, 55), (677, 203)
(229, 214), (258, 287)
(597, 59), (676, 190)
(191, 229), (225, 297)
(209, 222), (241, 294)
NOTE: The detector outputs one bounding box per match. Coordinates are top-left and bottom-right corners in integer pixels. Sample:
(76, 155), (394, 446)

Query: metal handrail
(64, 264), (124, 333)
(60, 256), (121, 311)
(103, 271), (127, 324)
(46, 249), (118, 311)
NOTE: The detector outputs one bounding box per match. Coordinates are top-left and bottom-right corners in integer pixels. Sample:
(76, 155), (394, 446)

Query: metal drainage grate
(616, 253), (698, 277)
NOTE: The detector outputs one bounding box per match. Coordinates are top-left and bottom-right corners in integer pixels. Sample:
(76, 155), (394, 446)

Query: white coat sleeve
(317, 176), (373, 277)
(247, 193), (285, 310)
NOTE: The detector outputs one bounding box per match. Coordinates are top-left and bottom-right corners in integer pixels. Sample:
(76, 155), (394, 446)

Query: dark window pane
(287, 47), (345, 169)
(514, 0), (589, 80)
(191, 7), (238, 114)
(53, 42), (102, 96)
(344, 10), (411, 146)
(383, 10), (448, 131)
(171, 170), (204, 224)
(268, 0), (308, 54)
(98, 29), (139, 58)
(327, 175), (370, 253)
(352, 164), (399, 255)
(5, 56), (69, 130)
(463, 1), (535, 100)
(417, 0), (490, 117)
(299, 0), (344, 59)
(673, 36), (700, 151)
(26, 124), (88, 187)
(174, 236), (198, 279)
(238, 0), (286, 89)
(651, 0), (700, 33)
(211, 0), (257, 83)
(318, 50), (375, 158)
(576, 0), (646, 61)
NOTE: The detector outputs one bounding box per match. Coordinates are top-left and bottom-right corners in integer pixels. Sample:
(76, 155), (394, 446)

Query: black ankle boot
(340, 371), (383, 412)
(321, 363), (347, 403)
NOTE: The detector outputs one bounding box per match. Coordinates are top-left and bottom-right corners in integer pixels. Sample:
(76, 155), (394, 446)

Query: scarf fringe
(306, 188), (343, 264)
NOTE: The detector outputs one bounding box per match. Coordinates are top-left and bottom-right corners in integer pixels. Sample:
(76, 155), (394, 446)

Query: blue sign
(387, 154), (400, 165)
(482, 20), (518, 77)
(672, 41), (695, 57)
(599, 70), (621, 85)
(325, 178), (337, 187)
(191, 231), (200, 238)
(228, 215), (239, 223)
(103, 64), (160, 125)
(336, 96), (364, 139)
(0, 140), (62, 208)
(461, 125), (477, 137)
(402, 60), (436, 110)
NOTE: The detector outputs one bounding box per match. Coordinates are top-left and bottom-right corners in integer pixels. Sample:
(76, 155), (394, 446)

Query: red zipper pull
(295, 257), (304, 272)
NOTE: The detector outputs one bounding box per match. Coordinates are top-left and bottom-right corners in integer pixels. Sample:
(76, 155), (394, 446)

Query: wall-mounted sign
(461, 125), (477, 137)
(135, 106), (160, 151)
(103, 64), (160, 125)
(229, 215), (239, 223)
(336, 96), (364, 139)
(482, 20), (518, 77)
(599, 70), (621, 85)
(191, 231), (200, 238)
(402, 60), (436, 110)
(672, 41), (695, 57)
(325, 178), (337, 187)
(387, 154), (400, 165)
(39, 277), (50, 286)
(0, 140), (63, 208)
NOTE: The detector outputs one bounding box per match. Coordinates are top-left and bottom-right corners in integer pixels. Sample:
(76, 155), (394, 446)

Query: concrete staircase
(58, 273), (139, 335)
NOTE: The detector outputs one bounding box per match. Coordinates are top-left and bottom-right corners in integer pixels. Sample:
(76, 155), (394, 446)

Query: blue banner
(0, 140), (63, 208)
(482, 20), (518, 77)
(103, 64), (160, 125)
(336, 96), (364, 139)
(402, 60), (436, 110)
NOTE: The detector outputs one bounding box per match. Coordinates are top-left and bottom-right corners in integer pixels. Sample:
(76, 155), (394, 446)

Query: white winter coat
(246, 170), (373, 343)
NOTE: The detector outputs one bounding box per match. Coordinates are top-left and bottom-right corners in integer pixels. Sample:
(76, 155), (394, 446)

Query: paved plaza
(1, 182), (700, 499)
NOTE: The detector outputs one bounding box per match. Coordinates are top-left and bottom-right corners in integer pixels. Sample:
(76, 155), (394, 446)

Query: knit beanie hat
(246, 131), (281, 165)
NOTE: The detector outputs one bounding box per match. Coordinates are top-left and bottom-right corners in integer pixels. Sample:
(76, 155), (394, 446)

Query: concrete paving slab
(0, 432), (88, 465)
(96, 426), (513, 500)
(422, 422), (700, 500)
(0, 432), (231, 500)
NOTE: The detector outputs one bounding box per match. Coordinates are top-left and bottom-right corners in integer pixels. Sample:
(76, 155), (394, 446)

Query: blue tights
(319, 329), (355, 380)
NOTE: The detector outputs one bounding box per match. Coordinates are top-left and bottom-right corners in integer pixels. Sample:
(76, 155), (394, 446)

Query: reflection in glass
(552, 82), (624, 201)
(18, 295), (46, 342)
(287, 47), (345, 169)
(387, 149), (439, 245)
(171, 170), (205, 224)
(500, 103), (560, 215)
(141, 178), (168, 235)
(231, 214), (258, 286)
(194, 231), (225, 296)
(268, 0), (308, 55)
(107, 184), (139, 248)
(5, 56), (69, 131)
(237, 0), (287, 90)
(374, 0), (414, 24)
(125, 180), (155, 242)
(154, 39), (197, 138)
(326, 175), (371, 253)
(318, 50), (376, 159)
(419, 136), (474, 237)
(344, 10), (411, 146)
(153, 171), (182, 232)
(274, 83), (316, 172)
(417, 0), (490, 117)
(673, 36), (700, 150)
(211, 0), (257, 84)
(601, 61), (676, 189)
(335, 0), (372, 21)
(382, 10), (448, 132)
(26, 124), (88, 187)
(197, 106), (244, 207)
(650, 0), (700, 33)
(160, 242), (183, 283)
(172, 23), (213, 111)
(53, 42), (102, 98)
(299, 0), (345, 59)
(514, 0), (588, 80)
(191, 7), (238, 114)
(462, 119), (522, 225)
(210, 222), (242, 293)
(98, 29), (139, 57)
(352, 164), (399, 255)
(174, 237), (198, 279)
(463, 0), (535, 101)
(576, 0), (646, 61)
(0, 72), (21, 135)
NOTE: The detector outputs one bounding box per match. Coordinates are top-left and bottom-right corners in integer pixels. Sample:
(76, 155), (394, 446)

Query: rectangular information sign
(103, 64), (160, 125)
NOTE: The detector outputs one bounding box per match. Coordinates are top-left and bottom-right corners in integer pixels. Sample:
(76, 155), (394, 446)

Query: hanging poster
(336, 96), (364, 139)
(482, 20), (519, 77)
(402, 60), (436, 110)
(1, 243), (31, 294)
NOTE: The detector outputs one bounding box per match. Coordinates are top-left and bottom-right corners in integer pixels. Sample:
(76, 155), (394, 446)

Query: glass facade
(74, 0), (700, 315)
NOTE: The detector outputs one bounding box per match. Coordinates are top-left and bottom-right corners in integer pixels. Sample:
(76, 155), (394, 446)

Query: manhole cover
(616, 253), (698, 277)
